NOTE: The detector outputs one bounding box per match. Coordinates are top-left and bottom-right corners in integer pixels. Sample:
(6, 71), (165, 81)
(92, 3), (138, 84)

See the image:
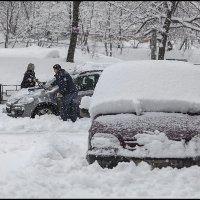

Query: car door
(76, 73), (100, 105)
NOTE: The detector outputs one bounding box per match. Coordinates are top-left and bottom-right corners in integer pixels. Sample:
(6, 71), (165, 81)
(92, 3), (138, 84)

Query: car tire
(32, 105), (59, 118)
(77, 106), (82, 118)
(86, 155), (96, 164)
(97, 159), (118, 169)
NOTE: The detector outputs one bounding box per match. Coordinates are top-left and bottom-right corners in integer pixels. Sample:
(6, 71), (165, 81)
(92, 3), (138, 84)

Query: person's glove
(37, 81), (44, 88)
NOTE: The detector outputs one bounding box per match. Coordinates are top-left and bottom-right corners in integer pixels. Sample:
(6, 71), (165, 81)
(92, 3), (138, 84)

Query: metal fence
(0, 84), (21, 104)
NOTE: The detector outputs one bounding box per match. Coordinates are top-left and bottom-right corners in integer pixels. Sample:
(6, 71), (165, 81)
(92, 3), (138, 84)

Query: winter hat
(27, 63), (35, 71)
(53, 64), (62, 70)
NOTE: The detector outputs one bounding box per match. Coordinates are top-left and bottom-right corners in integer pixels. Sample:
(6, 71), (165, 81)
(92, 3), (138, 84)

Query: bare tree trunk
(158, 1), (179, 60)
(83, 30), (90, 53)
(179, 38), (186, 50)
(118, 8), (123, 54)
(81, 2), (94, 54)
(26, 40), (29, 47)
(5, 6), (9, 48)
(22, 1), (30, 20)
(104, 41), (108, 56)
(66, 1), (81, 63)
(151, 29), (157, 60)
(5, 34), (8, 48)
(185, 38), (189, 50)
(80, 23), (84, 45)
(12, 37), (18, 48)
(109, 43), (112, 57)
(69, 1), (72, 35)
(108, 3), (112, 57)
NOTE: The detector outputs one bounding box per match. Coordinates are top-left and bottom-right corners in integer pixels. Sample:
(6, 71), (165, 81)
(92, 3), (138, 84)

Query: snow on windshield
(89, 60), (200, 118)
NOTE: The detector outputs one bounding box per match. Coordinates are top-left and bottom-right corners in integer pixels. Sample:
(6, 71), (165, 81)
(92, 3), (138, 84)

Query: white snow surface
(0, 46), (200, 198)
(79, 96), (92, 109)
(0, 45), (121, 85)
(89, 60), (200, 118)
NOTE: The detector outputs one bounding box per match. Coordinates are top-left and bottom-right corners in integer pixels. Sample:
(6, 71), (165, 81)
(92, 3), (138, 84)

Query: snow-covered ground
(0, 45), (200, 198)
(1, 105), (200, 198)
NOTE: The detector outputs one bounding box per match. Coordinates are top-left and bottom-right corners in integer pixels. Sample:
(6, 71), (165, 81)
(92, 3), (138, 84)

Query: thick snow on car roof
(89, 60), (200, 118)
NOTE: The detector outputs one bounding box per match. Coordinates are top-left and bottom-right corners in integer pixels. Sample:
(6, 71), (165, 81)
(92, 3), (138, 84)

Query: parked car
(75, 70), (102, 117)
(86, 60), (200, 169)
(5, 70), (102, 118)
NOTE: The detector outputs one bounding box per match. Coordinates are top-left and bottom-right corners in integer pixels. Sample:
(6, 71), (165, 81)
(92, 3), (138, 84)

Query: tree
(0, 1), (21, 48)
(66, 1), (81, 63)
(157, 1), (179, 60)
(79, 1), (95, 53)
(126, 1), (200, 59)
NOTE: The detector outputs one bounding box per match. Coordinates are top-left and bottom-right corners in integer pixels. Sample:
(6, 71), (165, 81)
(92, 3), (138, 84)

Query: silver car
(5, 70), (102, 118)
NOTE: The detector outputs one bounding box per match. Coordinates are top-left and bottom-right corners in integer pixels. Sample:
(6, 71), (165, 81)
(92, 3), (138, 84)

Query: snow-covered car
(5, 78), (60, 118)
(5, 70), (102, 118)
(86, 60), (200, 169)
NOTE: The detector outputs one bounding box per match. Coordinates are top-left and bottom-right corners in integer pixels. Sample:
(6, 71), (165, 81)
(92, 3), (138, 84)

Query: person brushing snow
(51, 64), (78, 122)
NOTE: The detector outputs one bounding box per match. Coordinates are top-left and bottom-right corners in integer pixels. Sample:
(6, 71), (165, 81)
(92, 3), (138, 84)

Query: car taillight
(91, 133), (121, 149)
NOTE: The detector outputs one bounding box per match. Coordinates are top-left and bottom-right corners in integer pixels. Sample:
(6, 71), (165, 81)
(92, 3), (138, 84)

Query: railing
(0, 84), (21, 104)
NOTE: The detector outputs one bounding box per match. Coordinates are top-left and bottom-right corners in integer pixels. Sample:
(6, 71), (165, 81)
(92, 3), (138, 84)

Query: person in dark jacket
(51, 64), (78, 122)
(21, 63), (36, 88)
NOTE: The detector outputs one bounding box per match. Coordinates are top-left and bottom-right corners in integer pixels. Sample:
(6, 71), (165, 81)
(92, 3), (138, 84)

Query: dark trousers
(60, 92), (78, 122)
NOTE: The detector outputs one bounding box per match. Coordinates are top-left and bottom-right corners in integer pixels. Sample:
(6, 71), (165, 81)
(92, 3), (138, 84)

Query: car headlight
(18, 96), (34, 104)
(91, 133), (121, 149)
(12, 104), (25, 110)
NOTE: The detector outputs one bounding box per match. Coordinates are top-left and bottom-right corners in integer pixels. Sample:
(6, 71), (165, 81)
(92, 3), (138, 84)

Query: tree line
(0, 1), (200, 62)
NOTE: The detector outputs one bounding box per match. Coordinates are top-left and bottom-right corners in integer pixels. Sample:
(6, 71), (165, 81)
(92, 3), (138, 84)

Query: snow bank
(0, 46), (122, 85)
(119, 131), (200, 158)
(0, 57), (77, 85)
(89, 60), (200, 118)
(91, 53), (122, 63)
(0, 112), (90, 134)
(0, 45), (60, 59)
(165, 49), (187, 61)
(75, 62), (110, 73)
(79, 96), (92, 109)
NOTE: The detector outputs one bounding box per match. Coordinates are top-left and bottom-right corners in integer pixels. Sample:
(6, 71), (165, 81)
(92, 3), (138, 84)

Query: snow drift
(89, 60), (200, 118)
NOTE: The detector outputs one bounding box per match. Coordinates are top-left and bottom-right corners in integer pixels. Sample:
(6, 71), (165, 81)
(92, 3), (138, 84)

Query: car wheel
(32, 105), (58, 118)
(77, 106), (82, 118)
(97, 159), (118, 169)
(86, 155), (96, 164)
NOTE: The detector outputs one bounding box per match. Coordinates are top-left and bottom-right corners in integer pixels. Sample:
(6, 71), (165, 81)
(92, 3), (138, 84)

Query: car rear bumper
(86, 153), (200, 169)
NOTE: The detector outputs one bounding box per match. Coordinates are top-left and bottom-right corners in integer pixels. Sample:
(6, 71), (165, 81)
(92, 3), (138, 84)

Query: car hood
(90, 112), (200, 143)
(7, 87), (45, 105)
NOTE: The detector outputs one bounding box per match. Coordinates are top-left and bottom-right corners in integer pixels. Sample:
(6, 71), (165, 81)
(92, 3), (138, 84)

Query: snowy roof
(89, 60), (200, 118)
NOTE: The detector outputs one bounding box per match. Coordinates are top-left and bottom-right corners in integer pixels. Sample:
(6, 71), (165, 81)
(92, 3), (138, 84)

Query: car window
(76, 74), (100, 91)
